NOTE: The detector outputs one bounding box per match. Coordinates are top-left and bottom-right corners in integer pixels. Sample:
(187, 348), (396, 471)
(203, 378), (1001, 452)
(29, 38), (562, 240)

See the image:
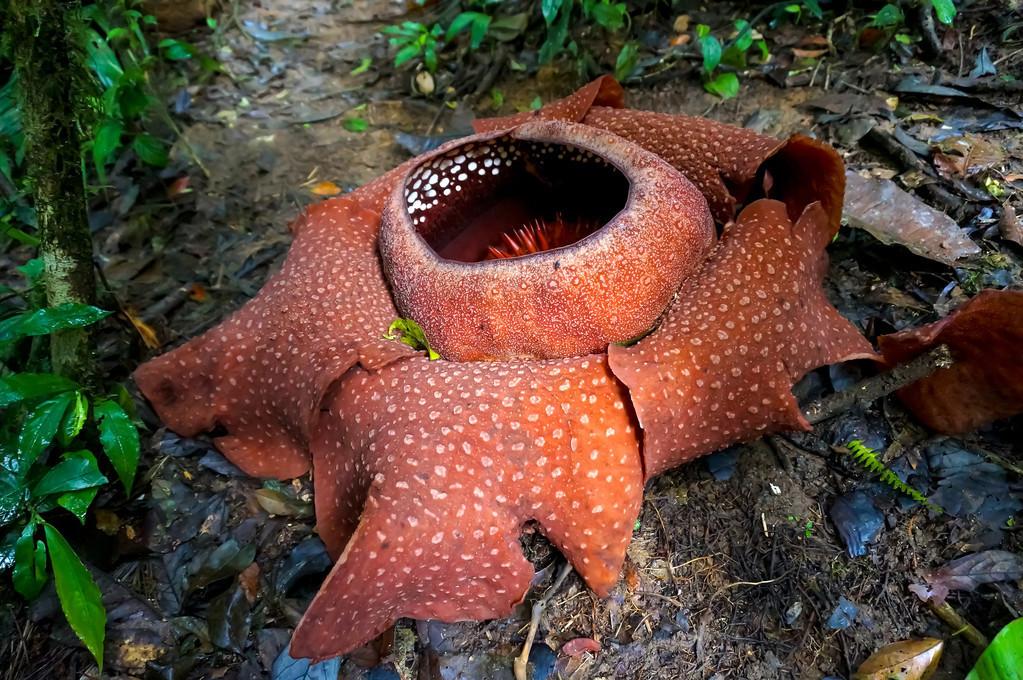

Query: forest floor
(4, 0), (1022, 678)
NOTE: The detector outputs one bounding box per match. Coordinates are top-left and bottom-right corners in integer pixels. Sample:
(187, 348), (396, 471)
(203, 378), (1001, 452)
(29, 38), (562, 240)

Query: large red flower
(134, 77), (1023, 660)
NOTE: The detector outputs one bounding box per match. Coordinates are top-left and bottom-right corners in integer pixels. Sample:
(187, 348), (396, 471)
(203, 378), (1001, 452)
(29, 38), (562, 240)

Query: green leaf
(489, 13), (529, 41)
(384, 318), (440, 360)
(733, 19), (754, 51)
(132, 134), (169, 167)
(590, 1), (627, 32)
(614, 42), (640, 81)
(13, 523), (47, 599)
(966, 617), (1023, 679)
(60, 392), (88, 446)
(394, 43), (421, 67)
(895, 33), (912, 44)
(872, 4), (905, 28)
(159, 38), (196, 60)
(94, 399), (140, 494)
(704, 72), (740, 99)
(929, 0), (956, 24)
(538, 0), (571, 63)
(91, 119), (120, 175)
(350, 56), (372, 75)
(0, 373), (76, 409)
(32, 451), (108, 499)
(0, 304), (110, 343)
(58, 487), (99, 524)
(343, 117), (368, 133)
(43, 524), (106, 670)
(1, 224), (39, 246)
(530, 95), (543, 110)
(18, 392), (75, 471)
(207, 17), (218, 29)
(446, 12), (491, 49)
(699, 33), (722, 73)
(541, 0), (565, 25)
(17, 258), (43, 282)
(803, 0), (823, 19)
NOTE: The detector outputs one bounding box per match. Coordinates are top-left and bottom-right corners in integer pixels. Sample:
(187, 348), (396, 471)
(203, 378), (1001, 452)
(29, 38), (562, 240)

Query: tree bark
(9, 0), (98, 384)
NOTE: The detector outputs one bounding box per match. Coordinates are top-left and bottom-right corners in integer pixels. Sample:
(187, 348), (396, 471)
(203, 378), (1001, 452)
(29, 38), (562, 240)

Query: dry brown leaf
(792, 48), (828, 59)
(843, 170), (980, 265)
(124, 307), (161, 349)
(1000, 203), (1023, 246)
(909, 550), (1023, 605)
(238, 562), (261, 603)
(852, 638), (943, 680)
(672, 14), (690, 33)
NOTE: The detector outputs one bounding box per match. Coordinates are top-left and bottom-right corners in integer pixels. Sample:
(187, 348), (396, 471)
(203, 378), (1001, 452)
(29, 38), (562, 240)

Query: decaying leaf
(852, 638), (943, 680)
(1000, 203), (1023, 247)
(909, 550), (1023, 605)
(124, 307), (161, 349)
(843, 171), (980, 265)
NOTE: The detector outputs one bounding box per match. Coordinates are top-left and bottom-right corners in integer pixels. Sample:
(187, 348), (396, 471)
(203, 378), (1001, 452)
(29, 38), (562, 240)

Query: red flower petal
(879, 290), (1023, 433)
(294, 354), (643, 659)
(133, 197), (415, 478)
(609, 198), (876, 478)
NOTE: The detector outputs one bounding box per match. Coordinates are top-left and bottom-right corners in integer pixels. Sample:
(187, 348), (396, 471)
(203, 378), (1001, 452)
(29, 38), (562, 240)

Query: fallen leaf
(672, 14), (690, 33)
(167, 176), (192, 199)
(124, 307), (161, 349)
(843, 170), (981, 265)
(252, 487), (313, 518)
(189, 283), (208, 302)
(999, 204), (1023, 246)
(560, 638), (601, 657)
(852, 638), (943, 680)
(792, 48), (828, 59)
(239, 562), (261, 603)
(909, 550), (1023, 605)
(310, 181), (342, 196)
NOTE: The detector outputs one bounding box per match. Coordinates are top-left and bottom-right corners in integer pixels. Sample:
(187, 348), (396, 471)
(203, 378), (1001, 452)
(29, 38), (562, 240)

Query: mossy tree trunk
(9, 0), (98, 384)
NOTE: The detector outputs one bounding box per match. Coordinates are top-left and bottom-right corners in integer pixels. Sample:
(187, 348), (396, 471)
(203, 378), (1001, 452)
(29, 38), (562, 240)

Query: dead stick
(802, 344), (953, 425)
(927, 600), (989, 649)
(514, 562), (573, 680)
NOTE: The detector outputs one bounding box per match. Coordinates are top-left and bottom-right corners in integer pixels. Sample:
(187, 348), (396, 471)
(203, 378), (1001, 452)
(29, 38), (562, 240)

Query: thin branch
(802, 344), (953, 425)
(513, 562), (573, 680)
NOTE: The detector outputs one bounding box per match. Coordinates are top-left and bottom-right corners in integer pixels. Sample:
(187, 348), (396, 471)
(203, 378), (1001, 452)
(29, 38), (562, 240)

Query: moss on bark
(9, 0), (98, 384)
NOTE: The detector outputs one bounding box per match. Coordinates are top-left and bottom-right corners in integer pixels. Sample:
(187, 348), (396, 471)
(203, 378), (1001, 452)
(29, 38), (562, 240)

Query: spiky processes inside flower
(484, 215), (599, 260)
(402, 138), (628, 262)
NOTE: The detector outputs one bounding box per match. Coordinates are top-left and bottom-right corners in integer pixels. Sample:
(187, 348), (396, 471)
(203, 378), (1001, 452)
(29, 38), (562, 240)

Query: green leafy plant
(382, 21), (445, 73)
(384, 318), (441, 360)
(0, 0), (215, 234)
(844, 440), (942, 512)
(967, 617), (1023, 679)
(1, 260), (141, 670)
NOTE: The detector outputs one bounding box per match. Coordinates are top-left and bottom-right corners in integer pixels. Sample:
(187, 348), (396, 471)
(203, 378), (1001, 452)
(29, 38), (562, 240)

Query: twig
(927, 600), (988, 649)
(802, 344), (953, 425)
(513, 562), (573, 680)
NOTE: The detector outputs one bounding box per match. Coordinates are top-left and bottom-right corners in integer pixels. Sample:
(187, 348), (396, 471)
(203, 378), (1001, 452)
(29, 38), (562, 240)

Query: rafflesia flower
(134, 77), (1023, 660)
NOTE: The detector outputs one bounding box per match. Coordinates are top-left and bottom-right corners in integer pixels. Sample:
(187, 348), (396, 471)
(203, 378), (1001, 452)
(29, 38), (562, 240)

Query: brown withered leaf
(909, 550), (1023, 605)
(1000, 203), (1023, 246)
(852, 638), (943, 680)
(843, 171), (981, 265)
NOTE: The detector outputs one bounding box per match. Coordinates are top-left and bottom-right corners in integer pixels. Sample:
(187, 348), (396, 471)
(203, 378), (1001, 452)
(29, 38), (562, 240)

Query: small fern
(844, 440), (943, 513)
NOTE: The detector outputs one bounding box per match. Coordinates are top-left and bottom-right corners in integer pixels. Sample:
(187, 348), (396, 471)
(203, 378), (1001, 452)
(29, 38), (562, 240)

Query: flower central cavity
(402, 138), (628, 263)
(379, 120), (715, 362)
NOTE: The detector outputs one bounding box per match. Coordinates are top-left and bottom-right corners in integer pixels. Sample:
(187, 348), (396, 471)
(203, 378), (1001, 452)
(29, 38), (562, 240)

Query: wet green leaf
(44, 524), (106, 670)
(18, 392), (75, 471)
(0, 373), (77, 409)
(929, 0), (956, 25)
(0, 304), (110, 343)
(60, 392), (88, 446)
(13, 522), (47, 599)
(32, 451), (108, 499)
(541, 0), (565, 25)
(966, 617), (1023, 679)
(872, 4), (905, 27)
(94, 399), (140, 494)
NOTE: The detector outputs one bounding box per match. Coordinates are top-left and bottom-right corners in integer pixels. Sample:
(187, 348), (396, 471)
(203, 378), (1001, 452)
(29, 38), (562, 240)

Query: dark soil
(3, 0), (1021, 678)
